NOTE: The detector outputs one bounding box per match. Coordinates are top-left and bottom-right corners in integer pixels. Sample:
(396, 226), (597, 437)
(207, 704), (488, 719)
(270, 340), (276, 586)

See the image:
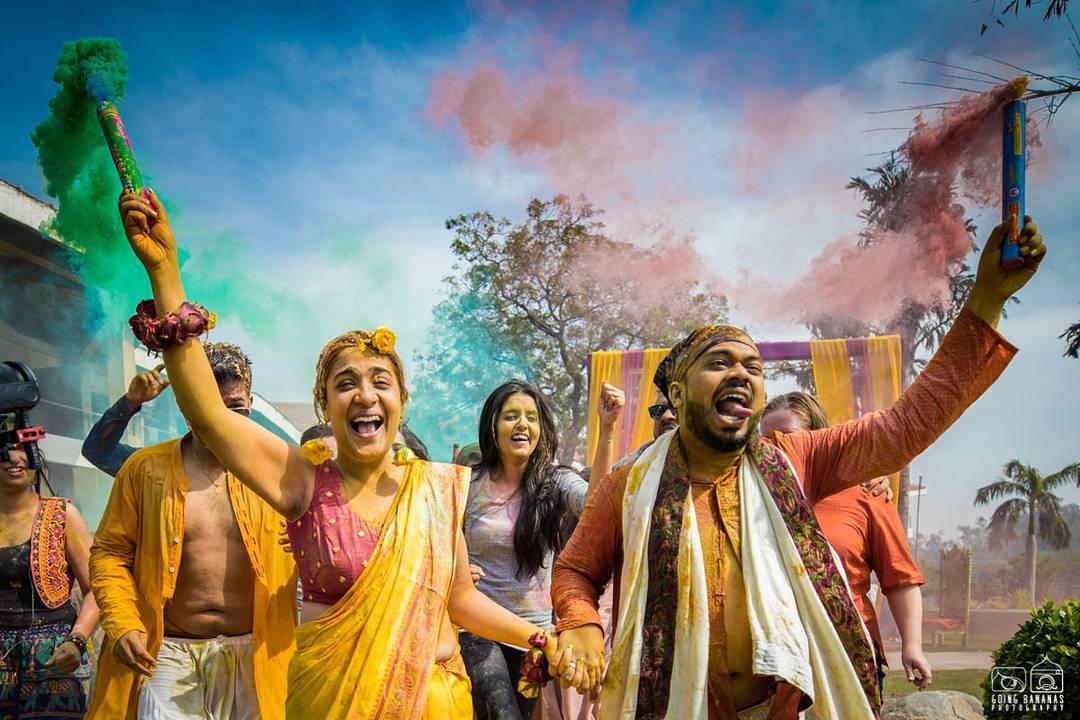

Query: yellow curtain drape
(867, 335), (903, 504)
(587, 351), (623, 466)
(810, 339), (856, 424)
(629, 349), (670, 453)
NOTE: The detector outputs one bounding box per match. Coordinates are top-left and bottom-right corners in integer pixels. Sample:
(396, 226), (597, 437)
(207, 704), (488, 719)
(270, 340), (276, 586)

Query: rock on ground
(881, 691), (984, 720)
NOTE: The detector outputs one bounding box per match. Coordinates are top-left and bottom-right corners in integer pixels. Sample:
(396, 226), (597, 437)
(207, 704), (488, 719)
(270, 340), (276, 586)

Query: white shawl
(600, 433), (874, 720)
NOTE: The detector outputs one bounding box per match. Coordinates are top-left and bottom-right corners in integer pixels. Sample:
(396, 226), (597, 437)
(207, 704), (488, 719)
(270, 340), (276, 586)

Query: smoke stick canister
(96, 100), (149, 201)
(1000, 100), (1025, 270)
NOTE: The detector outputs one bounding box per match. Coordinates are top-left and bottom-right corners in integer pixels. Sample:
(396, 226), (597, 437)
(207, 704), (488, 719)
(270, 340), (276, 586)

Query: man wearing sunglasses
(612, 389), (679, 471)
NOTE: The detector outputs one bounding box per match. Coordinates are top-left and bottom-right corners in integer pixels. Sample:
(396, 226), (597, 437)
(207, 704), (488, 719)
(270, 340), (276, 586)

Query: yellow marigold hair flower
(299, 439), (332, 466)
(371, 326), (396, 354)
(393, 445), (416, 465)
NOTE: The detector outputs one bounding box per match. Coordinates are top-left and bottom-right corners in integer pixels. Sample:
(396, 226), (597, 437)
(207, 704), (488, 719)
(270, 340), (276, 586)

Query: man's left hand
(966, 215), (1046, 325)
(861, 476), (894, 502)
(598, 383), (625, 430)
(902, 645), (932, 690)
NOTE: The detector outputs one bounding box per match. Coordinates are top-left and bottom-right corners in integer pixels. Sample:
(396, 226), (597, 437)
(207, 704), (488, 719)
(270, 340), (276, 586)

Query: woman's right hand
(118, 189), (178, 274)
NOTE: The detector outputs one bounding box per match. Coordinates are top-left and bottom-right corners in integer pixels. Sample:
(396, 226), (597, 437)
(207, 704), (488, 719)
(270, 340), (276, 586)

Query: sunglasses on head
(647, 402), (674, 420)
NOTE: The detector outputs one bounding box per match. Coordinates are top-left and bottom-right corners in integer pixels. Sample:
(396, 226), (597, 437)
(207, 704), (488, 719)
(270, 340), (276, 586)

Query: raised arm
(781, 217), (1045, 502)
(81, 396), (141, 477)
(117, 191), (313, 517)
(82, 368), (169, 477)
(589, 382), (625, 484)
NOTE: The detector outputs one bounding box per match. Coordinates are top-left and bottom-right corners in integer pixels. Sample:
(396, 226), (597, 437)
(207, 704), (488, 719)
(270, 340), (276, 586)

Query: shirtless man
(88, 343), (296, 720)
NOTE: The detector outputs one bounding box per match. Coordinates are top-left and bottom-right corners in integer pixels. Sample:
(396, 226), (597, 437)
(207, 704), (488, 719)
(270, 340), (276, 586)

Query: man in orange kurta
(813, 487), (924, 655)
(87, 344), (296, 720)
(761, 394), (927, 689)
(552, 218), (1045, 718)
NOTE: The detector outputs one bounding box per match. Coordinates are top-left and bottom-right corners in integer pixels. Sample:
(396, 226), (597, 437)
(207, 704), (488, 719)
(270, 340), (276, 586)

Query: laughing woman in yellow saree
(114, 189), (566, 719)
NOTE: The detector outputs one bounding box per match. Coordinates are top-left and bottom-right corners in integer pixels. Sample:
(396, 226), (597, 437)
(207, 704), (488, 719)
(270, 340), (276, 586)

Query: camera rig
(0, 360), (46, 469)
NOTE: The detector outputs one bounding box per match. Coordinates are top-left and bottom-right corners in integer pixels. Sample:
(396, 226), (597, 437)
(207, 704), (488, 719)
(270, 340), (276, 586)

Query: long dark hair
(476, 380), (562, 579)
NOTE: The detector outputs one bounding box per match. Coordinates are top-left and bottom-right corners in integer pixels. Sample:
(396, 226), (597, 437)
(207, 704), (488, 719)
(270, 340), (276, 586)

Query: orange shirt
(552, 309), (1015, 717)
(812, 486), (923, 652)
(87, 439), (297, 720)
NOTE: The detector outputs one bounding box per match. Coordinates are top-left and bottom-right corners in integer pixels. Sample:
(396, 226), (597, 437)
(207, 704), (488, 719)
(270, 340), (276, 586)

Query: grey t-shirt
(463, 467), (588, 628)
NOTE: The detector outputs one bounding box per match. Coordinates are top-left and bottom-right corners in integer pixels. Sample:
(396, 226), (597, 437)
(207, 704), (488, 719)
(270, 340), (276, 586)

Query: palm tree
(975, 460), (1080, 602)
(1061, 320), (1080, 358)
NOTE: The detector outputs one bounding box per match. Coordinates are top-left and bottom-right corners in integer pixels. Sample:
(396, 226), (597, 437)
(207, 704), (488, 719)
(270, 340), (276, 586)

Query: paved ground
(886, 650), (994, 670)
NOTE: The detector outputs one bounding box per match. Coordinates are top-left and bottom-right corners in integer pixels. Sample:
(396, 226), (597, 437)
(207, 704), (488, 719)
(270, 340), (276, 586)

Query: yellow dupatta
(285, 458), (469, 720)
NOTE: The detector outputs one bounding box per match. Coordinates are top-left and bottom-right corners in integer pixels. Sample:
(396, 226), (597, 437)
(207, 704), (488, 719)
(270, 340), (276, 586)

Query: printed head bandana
(654, 325), (759, 399)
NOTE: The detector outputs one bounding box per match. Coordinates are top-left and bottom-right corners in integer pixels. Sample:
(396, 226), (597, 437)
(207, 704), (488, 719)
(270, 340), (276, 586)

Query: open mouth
(712, 387), (753, 428)
(510, 431), (531, 445)
(4, 466), (26, 480)
(348, 414), (384, 439)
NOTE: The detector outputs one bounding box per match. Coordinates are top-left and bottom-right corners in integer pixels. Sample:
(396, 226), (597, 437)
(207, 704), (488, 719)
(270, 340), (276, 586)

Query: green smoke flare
(30, 38), (149, 319)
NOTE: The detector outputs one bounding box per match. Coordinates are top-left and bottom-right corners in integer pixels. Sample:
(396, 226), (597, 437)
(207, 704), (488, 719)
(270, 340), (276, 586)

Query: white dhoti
(137, 634), (258, 720)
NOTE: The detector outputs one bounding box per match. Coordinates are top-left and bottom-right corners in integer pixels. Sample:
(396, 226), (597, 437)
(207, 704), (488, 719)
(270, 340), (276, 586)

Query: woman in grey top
(462, 380), (588, 720)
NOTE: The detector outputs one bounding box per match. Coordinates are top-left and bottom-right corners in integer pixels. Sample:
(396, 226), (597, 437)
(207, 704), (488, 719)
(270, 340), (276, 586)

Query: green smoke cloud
(28, 38), (453, 456)
(30, 38), (150, 324)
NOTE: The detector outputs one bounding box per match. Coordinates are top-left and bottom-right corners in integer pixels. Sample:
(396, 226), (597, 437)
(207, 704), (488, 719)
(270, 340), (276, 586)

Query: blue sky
(2, 0), (1078, 536)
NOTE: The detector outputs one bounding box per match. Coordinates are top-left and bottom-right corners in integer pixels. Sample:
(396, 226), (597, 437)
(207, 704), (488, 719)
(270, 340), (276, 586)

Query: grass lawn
(884, 668), (987, 699)
(884, 635), (1003, 652)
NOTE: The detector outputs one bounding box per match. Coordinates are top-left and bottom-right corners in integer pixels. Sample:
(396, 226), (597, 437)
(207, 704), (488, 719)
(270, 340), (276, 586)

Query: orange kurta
(813, 486), (923, 654)
(552, 309), (1016, 718)
(87, 439), (297, 720)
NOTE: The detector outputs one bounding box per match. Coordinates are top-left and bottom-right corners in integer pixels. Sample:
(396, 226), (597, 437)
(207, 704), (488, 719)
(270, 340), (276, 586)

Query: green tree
(408, 290), (531, 459)
(412, 195), (727, 463)
(980, 0), (1072, 35)
(975, 460), (1080, 602)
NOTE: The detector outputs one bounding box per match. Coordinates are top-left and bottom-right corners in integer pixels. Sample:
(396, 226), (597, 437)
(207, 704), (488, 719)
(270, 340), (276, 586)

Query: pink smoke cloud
(727, 78), (1040, 327)
(427, 53), (668, 206)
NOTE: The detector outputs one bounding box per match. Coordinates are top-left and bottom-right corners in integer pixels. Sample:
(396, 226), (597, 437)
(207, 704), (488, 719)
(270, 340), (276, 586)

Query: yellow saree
(285, 459), (471, 720)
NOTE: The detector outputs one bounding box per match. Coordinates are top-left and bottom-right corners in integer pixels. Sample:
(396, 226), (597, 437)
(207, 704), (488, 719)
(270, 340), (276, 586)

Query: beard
(683, 397), (763, 453)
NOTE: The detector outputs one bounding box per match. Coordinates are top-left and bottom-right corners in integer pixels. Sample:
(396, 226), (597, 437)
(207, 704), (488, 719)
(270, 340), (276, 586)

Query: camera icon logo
(991, 667), (1027, 693)
(1031, 656), (1064, 693)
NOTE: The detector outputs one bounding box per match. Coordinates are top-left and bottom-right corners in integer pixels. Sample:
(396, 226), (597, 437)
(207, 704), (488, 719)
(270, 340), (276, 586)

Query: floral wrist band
(517, 631), (553, 699)
(129, 299), (217, 354)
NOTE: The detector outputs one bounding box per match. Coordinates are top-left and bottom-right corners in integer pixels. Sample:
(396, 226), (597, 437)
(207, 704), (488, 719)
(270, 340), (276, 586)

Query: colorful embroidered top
(30, 496), (72, 609)
(0, 496), (75, 627)
(286, 462), (381, 605)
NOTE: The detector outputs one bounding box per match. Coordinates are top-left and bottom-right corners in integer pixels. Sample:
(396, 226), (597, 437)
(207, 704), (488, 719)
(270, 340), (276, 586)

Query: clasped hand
(551, 625), (606, 699)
